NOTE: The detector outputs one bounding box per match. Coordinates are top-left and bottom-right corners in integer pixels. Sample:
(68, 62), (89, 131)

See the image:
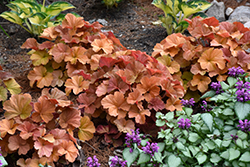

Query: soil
(0, 0), (248, 166)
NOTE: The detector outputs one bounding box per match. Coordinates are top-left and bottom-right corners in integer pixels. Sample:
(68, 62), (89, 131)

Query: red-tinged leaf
(237, 51), (250, 67)
(59, 107), (81, 129)
(77, 70), (91, 80)
(17, 121), (37, 140)
(128, 105), (151, 124)
(202, 17), (219, 27)
(96, 124), (118, 134)
(57, 140), (79, 163)
(101, 91), (130, 119)
(42, 134), (55, 143)
(30, 50), (52, 66)
(127, 89), (144, 104)
(32, 95), (56, 123)
(96, 82), (108, 97)
(106, 31), (126, 50)
(42, 88), (72, 107)
(190, 63), (206, 75)
(233, 22), (249, 33)
(64, 46), (88, 65)
(107, 75), (129, 93)
(51, 70), (65, 87)
(77, 93), (97, 114)
(38, 41), (54, 50)
(148, 97), (165, 111)
(66, 61), (86, 77)
(8, 135), (30, 155)
(0, 119), (17, 138)
(65, 75), (90, 95)
(78, 116), (96, 141)
(62, 13), (84, 31)
(3, 94), (32, 120)
(99, 56), (118, 68)
(34, 138), (54, 158)
(50, 129), (69, 146)
(27, 66), (53, 88)
(130, 50), (150, 65)
(0, 71), (13, 80)
(21, 38), (39, 50)
(238, 31), (250, 44)
(40, 26), (59, 40)
(91, 38), (114, 54)
(49, 43), (71, 63)
(113, 118), (135, 133)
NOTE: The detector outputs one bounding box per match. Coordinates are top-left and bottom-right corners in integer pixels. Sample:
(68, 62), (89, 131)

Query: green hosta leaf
(201, 90), (216, 99)
(229, 148), (241, 161)
(239, 152), (250, 162)
(0, 86), (8, 101)
(195, 152), (207, 165)
(234, 102), (250, 120)
(123, 147), (139, 167)
(137, 153), (151, 165)
(201, 113), (213, 132)
(0, 156), (8, 166)
(0, 11), (23, 25)
(48, 1), (75, 14)
(152, 0), (172, 16)
(227, 76), (238, 87)
(210, 153), (221, 163)
(192, 12), (208, 18)
(167, 154), (181, 167)
(28, 12), (47, 25)
(4, 78), (21, 95)
(188, 132), (200, 143)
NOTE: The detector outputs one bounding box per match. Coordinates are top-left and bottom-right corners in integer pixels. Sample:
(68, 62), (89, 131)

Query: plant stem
(43, 0), (45, 7)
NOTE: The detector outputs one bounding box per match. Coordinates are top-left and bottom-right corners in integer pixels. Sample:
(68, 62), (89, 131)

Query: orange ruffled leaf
(8, 135), (30, 155)
(27, 66), (53, 88)
(3, 93), (32, 120)
(128, 104), (150, 124)
(191, 74), (211, 93)
(34, 138), (54, 158)
(17, 121), (37, 140)
(49, 43), (71, 63)
(113, 118), (135, 133)
(65, 75), (90, 95)
(0, 119), (18, 138)
(58, 140), (79, 163)
(59, 107), (81, 129)
(91, 38), (114, 54)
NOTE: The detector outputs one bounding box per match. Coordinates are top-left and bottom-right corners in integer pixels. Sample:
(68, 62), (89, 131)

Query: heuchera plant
(0, 0), (75, 36)
(21, 13), (185, 139)
(150, 67), (250, 166)
(152, 16), (250, 101)
(152, 0), (211, 34)
(0, 65), (21, 102)
(0, 88), (95, 166)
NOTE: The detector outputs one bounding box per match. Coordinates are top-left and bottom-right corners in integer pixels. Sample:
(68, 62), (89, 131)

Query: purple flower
(201, 100), (212, 112)
(181, 98), (195, 107)
(87, 155), (101, 167)
(142, 142), (159, 157)
(228, 67), (245, 77)
(230, 134), (238, 141)
(178, 118), (191, 129)
(235, 89), (250, 102)
(125, 128), (141, 150)
(110, 156), (127, 167)
(237, 119), (250, 132)
(210, 81), (223, 94)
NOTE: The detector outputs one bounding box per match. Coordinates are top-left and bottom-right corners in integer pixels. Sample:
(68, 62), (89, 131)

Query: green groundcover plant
(0, 0), (75, 36)
(102, 0), (122, 8)
(87, 66), (250, 166)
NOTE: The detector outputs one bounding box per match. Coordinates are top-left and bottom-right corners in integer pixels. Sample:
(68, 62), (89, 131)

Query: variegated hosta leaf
(0, 11), (23, 25)
(28, 12), (47, 26)
(152, 0), (172, 16)
(180, 0), (211, 18)
(47, 1), (75, 16)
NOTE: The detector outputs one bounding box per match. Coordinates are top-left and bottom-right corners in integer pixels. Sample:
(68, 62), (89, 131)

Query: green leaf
(188, 132), (200, 143)
(154, 151), (163, 163)
(229, 148), (241, 161)
(123, 147), (139, 167)
(0, 156), (8, 166)
(236, 138), (244, 149)
(234, 101), (250, 120)
(195, 152), (207, 165)
(0, 86), (8, 101)
(4, 78), (21, 95)
(175, 141), (186, 151)
(164, 112), (174, 121)
(167, 154), (181, 167)
(222, 108), (234, 116)
(137, 153), (151, 165)
(156, 119), (166, 127)
(237, 131), (247, 140)
(204, 140), (215, 150)
(220, 81), (230, 90)
(28, 12), (47, 25)
(221, 150), (229, 160)
(48, 1), (75, 15)
(201, 90), (216, 99)
(184, 107), (193, 117)
(0, 11), (23, 25)
(141, 139), (149, 147)
(210, 153), (221, 163)
(239, 152), (250, 162)
(157, 142), (165, 152)
(188, 145), (200, 156)
(227, 77), (238, 87)
(201, 113), (213, 132)
(221, 140), (231, 147)
(213, 139), (222, 147)
(152, 0), (173, 16)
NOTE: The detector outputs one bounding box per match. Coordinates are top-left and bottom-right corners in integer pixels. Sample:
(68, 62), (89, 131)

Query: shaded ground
(0, 0), (248, 166)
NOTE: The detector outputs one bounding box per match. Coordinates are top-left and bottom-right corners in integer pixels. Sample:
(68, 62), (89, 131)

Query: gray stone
(225, 7), (234, 16)
(236, 0), (243, 2)
(229, 6), (250, 24)
(205, 0), (225, 22)
(244, 21), (250, 28)
(96, 19), (108, 26)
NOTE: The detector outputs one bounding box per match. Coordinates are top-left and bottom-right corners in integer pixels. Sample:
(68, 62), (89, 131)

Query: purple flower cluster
(125, 129), (141, 153)
(228, 67), (245, 77)
(142, 142), (159, 157)
(110, 156), (127, 167)
(237, 119), (250, 132)
(210, 81), (223, 94)
(87, 155), (101, 167)
(181, 98), (195, 107)
(178, 118), (191, 129)
(235, 81), (250, 102)
(201, 100), (212, 112)
(230, 134), (238, 141)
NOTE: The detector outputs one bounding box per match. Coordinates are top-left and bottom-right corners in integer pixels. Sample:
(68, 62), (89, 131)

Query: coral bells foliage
(21, 14), (185, 137)
(0, 88), (95, 166)
(152, 16), (250, 99)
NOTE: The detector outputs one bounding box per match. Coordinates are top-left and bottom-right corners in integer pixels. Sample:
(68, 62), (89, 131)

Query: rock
(244, 21), (250, 28)
(229, 6), (250, 24)
(96, 19), (108, 26)
(225, 7), (234, 17)
(236, 0), (243, 2)
(205, 0), (225, 22)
